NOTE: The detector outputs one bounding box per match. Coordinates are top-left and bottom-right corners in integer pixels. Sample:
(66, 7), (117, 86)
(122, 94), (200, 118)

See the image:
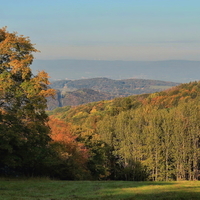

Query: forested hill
(49, 80), (200, 181)
(50, 78), (179, 95)
(47, 78), (179, 109)
(47, 88), (115, 110)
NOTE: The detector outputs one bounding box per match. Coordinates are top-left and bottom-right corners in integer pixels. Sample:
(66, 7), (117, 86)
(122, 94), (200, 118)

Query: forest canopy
(49, 81), (200, 181)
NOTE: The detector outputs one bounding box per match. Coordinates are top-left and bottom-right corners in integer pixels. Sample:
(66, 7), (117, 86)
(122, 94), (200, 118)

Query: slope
(48, 80), (200, 181)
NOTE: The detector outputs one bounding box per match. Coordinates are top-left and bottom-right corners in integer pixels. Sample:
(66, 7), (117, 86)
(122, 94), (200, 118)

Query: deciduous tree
(0, 27), (55, 176)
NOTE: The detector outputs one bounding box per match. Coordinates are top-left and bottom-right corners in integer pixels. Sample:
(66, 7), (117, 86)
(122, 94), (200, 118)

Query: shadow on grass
(97, 190), (200, 200)
(89, 181), (200, 200)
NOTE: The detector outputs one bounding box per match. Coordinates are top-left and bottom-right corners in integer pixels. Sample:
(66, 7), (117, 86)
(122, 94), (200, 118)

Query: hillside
(48, 80), (200, 181)
(47, 88), (115, 110)
(47, 78), (179, 109)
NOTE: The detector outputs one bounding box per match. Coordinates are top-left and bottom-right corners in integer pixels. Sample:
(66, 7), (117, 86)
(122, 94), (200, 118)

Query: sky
(1, 0), (200, 61)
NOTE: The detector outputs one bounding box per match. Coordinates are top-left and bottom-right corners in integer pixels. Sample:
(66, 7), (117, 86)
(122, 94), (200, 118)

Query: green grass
(0, 179), (200, 200)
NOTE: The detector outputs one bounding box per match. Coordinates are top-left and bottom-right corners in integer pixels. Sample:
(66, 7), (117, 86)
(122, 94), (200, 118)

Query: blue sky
(1, 0), (200, 61)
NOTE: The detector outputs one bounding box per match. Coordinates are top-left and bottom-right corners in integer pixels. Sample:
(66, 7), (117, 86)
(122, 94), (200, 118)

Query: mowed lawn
(0, 179), (200, 200)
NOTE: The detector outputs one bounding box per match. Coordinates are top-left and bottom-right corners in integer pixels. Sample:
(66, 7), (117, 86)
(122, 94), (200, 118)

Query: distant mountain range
(47, 77), (179, 110)
(31, 59), (200, 83)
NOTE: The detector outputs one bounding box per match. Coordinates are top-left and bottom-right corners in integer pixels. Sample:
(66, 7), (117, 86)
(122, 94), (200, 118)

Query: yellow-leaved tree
(0, 27), (55, 176)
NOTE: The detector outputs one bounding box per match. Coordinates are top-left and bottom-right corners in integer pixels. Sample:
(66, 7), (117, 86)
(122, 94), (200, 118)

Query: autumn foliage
(48, 116), (88, 161)
(49, 81), (200, 181)
(47, 116), (90, 179)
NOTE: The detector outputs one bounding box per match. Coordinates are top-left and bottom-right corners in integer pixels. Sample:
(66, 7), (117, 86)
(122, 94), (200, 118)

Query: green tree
(0, 27), (55, 176)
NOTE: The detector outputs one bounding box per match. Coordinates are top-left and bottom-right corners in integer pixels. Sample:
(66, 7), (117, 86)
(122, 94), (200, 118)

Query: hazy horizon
(31, 59), (200, 83)
(34, 58), (200, 62)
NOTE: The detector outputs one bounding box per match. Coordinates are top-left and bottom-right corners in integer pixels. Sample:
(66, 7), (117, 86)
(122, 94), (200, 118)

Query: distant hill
(47, 88), (115, 110)
(31, 59), (200, 83)
(47, 78), (179, 110)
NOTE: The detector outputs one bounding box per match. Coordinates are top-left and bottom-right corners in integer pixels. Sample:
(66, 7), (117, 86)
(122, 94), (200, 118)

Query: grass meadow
(0, 178), (200, 200)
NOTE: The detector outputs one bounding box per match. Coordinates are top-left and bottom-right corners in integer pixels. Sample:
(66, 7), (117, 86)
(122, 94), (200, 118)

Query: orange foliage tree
(48, 116), (89, 179)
